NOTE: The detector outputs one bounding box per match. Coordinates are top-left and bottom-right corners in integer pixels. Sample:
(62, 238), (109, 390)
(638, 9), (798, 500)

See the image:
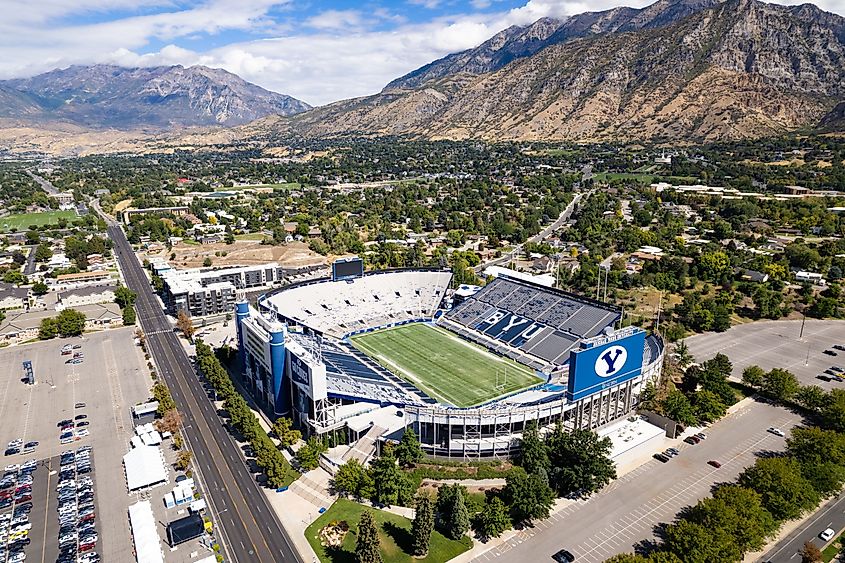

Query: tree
(446, 488), (470, 540)
(436, 484), (469, 531)
(762, 368), (800, 401)
(295, 436), (326, 471)
(114, 285), (137, 308)
(152, 382), (176, 415)
(175, 450), (193, 470)
(801, 541), (822, 563)
(272, 417), (302, 448)
(822, 389), (845, 433)
(699, 251), (731, 282)
(503, 469), (555, 525)
(474, 497), (511, 540)
(674, 340), (694, 369)
(545, 426), (616, 497)
(662, 388), (698, 426)
(38, 317), (57, 339)
(55, 308), (86, 337)
(155, 409), (182, 434)
(518, 420), (549, 475)
(123, 304), (136, 326)
(741, 365), (765, 389)
(739, 457), (819, 521)
(787, 426), (845, 496)
(355, 511), (382, 563)
(31, 281), (48, 295)
(663, 519), (740, 563)
(411, 495), (435, 557)
(203, 257), (213, 267)
(176, 309), (195, 339)
(332, 459), (368, 498)
(3, 270), (27, 286)
(692, 389), (727, 423)
(795, 386), (830, 413)
(34, 243), (52, 263)
(370, 444), (403, 506)
(395, 428), (423, 467)
(684, 485), (776, 554)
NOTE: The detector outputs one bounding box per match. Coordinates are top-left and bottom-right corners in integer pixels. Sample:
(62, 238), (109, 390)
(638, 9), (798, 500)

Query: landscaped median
(305, 498), (472, 563)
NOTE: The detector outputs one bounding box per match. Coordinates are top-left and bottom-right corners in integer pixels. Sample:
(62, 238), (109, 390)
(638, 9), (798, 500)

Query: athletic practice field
(0, 210), (78, 232)
(350, 323), (542, 407)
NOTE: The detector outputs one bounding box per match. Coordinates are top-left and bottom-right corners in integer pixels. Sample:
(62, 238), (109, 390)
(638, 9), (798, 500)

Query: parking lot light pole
(799, 313), (806, 340)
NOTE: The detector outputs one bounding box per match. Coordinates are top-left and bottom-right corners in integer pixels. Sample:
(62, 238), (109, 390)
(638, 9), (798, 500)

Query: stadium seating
(266, 270), (452, 337)
(440, 276), (619, 368)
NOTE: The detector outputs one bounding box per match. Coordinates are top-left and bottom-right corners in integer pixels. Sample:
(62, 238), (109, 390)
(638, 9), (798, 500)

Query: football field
(350, 323), (543, 407)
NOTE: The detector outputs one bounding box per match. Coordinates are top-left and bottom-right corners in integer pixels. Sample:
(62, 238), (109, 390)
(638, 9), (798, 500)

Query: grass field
(0, 210), (78, 232)
(305, 499), (472, 563)
(350, 323), (542, 407)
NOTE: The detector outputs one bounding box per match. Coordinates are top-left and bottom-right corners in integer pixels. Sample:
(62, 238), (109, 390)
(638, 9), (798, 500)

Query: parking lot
(686, 319), (845, 390)
(481, 400), (804, 563)
(0, 328), (152, 562)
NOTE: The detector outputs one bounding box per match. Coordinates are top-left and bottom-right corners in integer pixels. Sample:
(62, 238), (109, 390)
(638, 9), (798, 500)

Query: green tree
(662, 388), (697, 426)
(741, 365), (765, 389)
(122, 304), (136, 326)
(692, 389), (727, 423)
(370, 444), (403, 506)
(34, 243), (52, 262)
(699, 251), (731, 282)
(519, 420), (550, 475)
(395, 428), (423, 467)
(822, 389), (845, 432)
(203, 257), (213, 267)
(3, 270), (27, 286)
(545, 426), (616, 496)
(332, 459), (367, 498)
(474, 497), (511, 540)
(272, 417), (302, 448)
(503, 469), (555, 525)
(446, 488), (470, 540)
(436, 484), (469, 531)
(739, 457), (819, 521)
(355, 511), (382, 563)
(663, 519), (740, 563)
(38, 317), (57, 339)
(411, 495), (435, 557)
(673, 340), (694, 369)
(604, 555), (650, 563)
(685, 485), (776, 554)
(31, 281), (48, 295)
(787, 427), (845, 496)
(762, 368), (800, 401)
(295, 436), (326, 471)
(55, 308), (86, 337)
(114, 285), (137, 308)
(795, 386), (829, 413)
(152, 382), (176, 415)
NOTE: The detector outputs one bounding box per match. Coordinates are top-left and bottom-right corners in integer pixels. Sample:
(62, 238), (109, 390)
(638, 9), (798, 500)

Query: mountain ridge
(0, 64), (310, 130)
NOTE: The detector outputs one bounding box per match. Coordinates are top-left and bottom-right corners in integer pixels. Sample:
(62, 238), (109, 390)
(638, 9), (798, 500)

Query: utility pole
(799, 312), (806, 340)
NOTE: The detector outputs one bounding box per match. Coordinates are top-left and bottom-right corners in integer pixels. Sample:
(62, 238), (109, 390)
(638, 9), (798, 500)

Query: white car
(77, 429), (90, 438)
(767, 427), (786, 437)
(820, 528), (835, 541)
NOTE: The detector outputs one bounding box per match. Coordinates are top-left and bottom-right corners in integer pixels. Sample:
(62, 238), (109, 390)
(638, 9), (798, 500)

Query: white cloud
(0, 0), (842, 108)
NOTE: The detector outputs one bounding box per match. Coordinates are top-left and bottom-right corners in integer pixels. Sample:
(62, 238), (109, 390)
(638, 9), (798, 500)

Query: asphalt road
(26, 171), (59, 196)
(685, 319), (845, 391)
(23, 245), (37, 275)
(108, 222), (301, 563)
(476, 400), (802, 563)
(763, 491), (845, 562)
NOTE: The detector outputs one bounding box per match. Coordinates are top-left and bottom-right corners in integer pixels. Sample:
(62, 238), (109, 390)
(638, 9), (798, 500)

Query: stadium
(234, 258), (664, 460)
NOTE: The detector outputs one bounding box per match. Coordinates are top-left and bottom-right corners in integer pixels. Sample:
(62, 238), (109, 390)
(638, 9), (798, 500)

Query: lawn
(0, 210), (78, 232)
(350, 323), (542, 407)
(305, 499), (472, 563)
(823, 535), (843, 562)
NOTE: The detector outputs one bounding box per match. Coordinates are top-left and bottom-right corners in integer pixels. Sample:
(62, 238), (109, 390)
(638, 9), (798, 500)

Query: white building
(57, 284), (117, 309)
(795, 271), (826, 286)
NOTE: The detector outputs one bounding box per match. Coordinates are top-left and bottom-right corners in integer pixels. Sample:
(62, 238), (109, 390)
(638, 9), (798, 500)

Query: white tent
(124, 445), (168, 491)
(128, 500), (164, 563)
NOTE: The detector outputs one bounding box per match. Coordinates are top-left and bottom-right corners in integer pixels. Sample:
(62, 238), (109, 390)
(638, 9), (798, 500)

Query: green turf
(350, 323), (542, 407)
(305, 498), (472, 563)
(0, 210), (78, 232)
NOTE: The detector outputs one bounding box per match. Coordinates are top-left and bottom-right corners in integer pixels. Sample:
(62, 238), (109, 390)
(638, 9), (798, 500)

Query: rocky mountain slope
(282, 0), (845, 142)
(0, 65), (310, 130)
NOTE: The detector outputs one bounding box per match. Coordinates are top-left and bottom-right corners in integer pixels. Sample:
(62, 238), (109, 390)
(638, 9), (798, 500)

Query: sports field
(0, 210), (78, 232)
(350, 323), (542, 407)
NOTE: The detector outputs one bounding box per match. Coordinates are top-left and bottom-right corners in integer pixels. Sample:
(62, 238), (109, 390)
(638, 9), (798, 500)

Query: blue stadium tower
(234, 299), (290, 416)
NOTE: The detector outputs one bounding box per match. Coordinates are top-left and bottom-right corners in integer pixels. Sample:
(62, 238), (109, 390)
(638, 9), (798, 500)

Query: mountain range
(279, 0), (845, 142)
(0, 0), (843, 147)
(0, 65), (310, 130)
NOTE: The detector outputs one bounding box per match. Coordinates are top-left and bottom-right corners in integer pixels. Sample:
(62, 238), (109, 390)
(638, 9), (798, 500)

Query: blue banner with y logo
(566, 328), (646, 401)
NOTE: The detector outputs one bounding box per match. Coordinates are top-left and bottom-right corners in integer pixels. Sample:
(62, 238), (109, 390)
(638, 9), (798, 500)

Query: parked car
(767, 427), (786, 437)
(824, 350), (838, 356)
(820, 528), (835, 541)
(684, 436), (700, 445)
(553, 549), (576, 562)
(707, 460), (722, 468)
(653, 453), (670, 463)
(695, 432), (707, 440)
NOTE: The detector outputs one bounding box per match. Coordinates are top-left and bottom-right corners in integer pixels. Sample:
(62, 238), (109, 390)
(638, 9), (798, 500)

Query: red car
(15, 494), (31, 502)
(79, 541), (97, 552)
(707, 460), (722, 468)
(79, 512), (96, 522)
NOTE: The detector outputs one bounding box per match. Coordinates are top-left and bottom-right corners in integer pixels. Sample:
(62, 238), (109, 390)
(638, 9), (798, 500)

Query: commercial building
(122, 206), (190, 225)
(57, 284), (117, 309)
(161, 263), (284, 317)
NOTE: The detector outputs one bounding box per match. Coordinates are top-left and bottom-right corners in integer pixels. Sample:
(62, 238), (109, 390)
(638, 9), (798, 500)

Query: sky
(1, 0), (843, 107)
